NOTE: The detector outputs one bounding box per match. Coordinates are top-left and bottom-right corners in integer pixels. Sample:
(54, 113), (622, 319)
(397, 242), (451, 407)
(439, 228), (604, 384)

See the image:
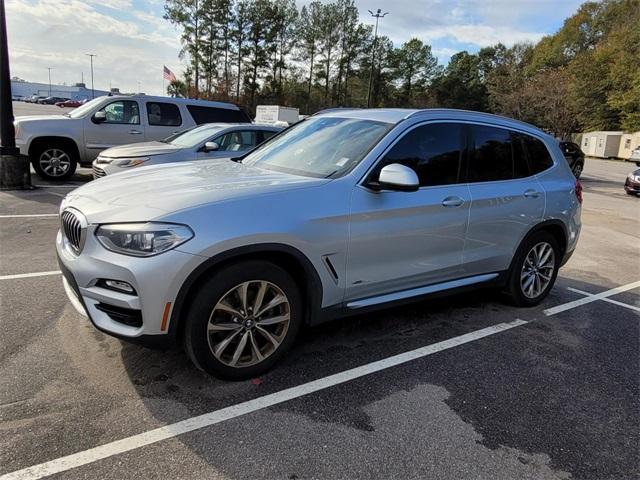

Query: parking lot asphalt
(0, 158), (638, 480)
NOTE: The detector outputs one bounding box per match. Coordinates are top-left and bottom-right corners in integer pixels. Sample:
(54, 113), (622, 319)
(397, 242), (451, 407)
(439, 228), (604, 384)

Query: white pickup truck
(14, 95), (251, 180)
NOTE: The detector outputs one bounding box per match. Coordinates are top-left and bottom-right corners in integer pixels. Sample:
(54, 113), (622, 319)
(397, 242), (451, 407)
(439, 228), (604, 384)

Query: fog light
(102, 279), (135, 294)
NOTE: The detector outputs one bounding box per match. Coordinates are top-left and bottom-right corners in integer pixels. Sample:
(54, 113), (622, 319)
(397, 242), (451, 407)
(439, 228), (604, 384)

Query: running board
(346, 273), (499, 309)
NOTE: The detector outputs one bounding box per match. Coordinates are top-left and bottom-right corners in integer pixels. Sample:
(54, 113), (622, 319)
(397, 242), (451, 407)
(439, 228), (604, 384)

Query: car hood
(99, 141), (183, 158)
(15, 115), (73, 123)
(62, 159), (330, 223)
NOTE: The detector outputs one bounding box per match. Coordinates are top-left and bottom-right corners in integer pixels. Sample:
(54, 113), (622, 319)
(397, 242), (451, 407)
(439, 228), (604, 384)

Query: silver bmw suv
(57, 109), (582, 379)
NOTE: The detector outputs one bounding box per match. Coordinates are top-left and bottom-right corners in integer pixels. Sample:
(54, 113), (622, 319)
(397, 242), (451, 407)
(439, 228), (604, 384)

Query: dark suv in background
(559, 141), (585, 178)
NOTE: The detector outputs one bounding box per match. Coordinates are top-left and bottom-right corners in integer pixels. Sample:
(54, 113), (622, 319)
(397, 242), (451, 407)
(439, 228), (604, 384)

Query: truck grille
(92, 165), (106, 179)
(61, 210), (84, 253)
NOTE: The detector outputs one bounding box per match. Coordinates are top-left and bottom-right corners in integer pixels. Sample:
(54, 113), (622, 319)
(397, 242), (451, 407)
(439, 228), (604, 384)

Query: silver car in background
(57, 108), (582, 379)
(92, 123), (282, 177)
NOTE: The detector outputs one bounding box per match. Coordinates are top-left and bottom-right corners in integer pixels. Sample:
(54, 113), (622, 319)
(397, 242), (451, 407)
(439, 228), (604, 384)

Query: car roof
(314, 107), (548, 137)
(97, 95), (244, 111)
(193, 123), (283, 131)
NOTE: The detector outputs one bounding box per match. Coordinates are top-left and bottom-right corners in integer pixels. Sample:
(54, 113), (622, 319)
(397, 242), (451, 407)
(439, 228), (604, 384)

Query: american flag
(163, 66), (176, 82)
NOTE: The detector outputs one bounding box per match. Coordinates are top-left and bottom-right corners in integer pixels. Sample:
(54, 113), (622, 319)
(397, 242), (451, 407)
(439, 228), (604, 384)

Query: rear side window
(261, 130), (278, 141)
(467, 125), (529, 182)
(186, 105), (251, 124)
(381, 123), (463, 187)
(523, 135), (554, 174)
(146, 102), (182, 126)
(215, 130), (258, 151)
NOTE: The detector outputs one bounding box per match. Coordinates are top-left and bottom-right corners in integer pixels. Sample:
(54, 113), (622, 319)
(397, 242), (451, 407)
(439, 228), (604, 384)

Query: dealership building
(11, 79), (112, 100)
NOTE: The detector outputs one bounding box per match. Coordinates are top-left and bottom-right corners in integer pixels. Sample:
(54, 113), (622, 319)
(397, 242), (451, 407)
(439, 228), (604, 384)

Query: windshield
(67, 97), (106, 118)
(242, 117), (392, 178)
(167, 124), (225, 148)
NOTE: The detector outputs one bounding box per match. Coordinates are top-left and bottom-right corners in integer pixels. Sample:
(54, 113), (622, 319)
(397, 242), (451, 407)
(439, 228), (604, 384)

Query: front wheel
(505, 231), (560, 307)
(184, 260), (302, 379)
(31, 143), (77, 181)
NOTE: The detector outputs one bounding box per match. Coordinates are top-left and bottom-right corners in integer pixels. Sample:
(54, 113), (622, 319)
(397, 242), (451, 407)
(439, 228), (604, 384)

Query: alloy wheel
(520, 241), (555, 299)
(39, 148), (71, 177)
(206, 280), (291, 368)
(572, 162), (583, 178)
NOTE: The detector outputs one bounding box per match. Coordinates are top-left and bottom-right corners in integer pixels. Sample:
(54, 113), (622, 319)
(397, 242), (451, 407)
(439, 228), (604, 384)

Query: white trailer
(581, 131), (623, 158)
(255, 105), (299, 125)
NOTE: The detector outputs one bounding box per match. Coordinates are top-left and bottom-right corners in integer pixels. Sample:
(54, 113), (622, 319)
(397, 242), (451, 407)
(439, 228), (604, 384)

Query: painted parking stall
(1, 158), (638, 480)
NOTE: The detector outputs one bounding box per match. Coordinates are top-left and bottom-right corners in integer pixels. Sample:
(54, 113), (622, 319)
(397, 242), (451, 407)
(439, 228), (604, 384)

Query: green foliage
(431, 52), (488, 111)
(164, 0), (640, 131)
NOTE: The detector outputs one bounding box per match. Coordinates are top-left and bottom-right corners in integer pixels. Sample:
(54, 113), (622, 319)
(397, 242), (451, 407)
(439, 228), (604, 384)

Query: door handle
(128, 129), (142, 135)
(524, 189), (540, 198)
(442, 196), (464, 207)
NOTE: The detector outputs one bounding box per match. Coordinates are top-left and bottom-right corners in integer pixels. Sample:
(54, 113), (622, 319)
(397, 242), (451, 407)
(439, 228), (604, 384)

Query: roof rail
(405, 108), (543, 131)
(312, 107), (362, 116)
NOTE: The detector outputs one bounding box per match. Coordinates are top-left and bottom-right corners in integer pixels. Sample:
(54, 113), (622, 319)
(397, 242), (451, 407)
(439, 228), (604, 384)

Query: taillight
(575, 179), (583, 204)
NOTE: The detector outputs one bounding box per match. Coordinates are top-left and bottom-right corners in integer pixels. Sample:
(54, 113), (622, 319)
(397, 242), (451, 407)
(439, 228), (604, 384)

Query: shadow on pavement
(114, 274), (638, 479)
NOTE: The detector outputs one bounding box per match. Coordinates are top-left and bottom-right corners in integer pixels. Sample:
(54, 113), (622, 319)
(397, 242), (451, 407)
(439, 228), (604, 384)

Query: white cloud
(6, 0), (183, 95)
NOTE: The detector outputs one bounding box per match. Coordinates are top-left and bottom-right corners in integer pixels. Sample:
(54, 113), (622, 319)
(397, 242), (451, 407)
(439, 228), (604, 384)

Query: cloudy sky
(6, 0), (585, 96)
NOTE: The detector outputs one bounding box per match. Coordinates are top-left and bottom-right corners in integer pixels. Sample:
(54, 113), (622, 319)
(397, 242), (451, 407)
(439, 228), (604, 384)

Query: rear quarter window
(146, 102), (182, 126)
(186, 105), (251, 124)
(523, 135), (554, 174)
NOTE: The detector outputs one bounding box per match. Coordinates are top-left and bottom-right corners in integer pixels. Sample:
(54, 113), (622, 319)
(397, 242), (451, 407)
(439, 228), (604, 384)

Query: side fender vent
(322, 255), (339, 284)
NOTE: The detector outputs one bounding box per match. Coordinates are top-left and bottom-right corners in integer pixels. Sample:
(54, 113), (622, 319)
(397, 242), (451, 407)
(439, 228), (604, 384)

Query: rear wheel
(571, 161), (584, 179)
(184, 260), (302, 379)
(505, 231), (560, 307)
(31, 142), (77, 181)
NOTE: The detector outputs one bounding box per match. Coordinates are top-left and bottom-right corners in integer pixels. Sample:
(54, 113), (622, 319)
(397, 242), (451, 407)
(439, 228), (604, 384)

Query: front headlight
(111, 157), (150, 167)
(95, 222), (194, 257)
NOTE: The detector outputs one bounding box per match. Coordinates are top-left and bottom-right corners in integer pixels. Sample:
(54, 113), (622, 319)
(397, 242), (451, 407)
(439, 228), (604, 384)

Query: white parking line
(0, 214), (58, 218)
(567, 287), (640, 313)
(0, 319), (527, 480)
(544, 280), (640, 316)
(0, 271), (61, 280)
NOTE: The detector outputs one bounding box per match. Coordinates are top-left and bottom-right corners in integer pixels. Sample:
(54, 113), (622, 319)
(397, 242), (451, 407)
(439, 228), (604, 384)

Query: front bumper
(56, 228), (203, 344)
(624, 178), (640, 194)
(15, 139), (28, 157)
(92, 160), (143, 178)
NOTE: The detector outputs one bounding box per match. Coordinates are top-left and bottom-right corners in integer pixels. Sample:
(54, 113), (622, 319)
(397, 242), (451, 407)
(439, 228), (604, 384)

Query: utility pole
(86, 53), (96, 98)
(0, 0), (30, 189)
(47, 67), (53, 96)
(366, 9), (388, 108)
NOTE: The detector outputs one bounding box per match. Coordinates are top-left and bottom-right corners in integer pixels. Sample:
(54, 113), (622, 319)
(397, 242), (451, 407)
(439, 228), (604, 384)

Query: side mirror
(635, 161), (640, 167)
(92, 111), (106, 124)
(376, 163), (419, 192)
(203, 141), (220, 152)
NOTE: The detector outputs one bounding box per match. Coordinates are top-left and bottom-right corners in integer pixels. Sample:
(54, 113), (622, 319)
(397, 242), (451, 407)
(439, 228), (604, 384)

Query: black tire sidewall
(31, 143), (77, 181)
(507, 231), (560, 307)
(184, 260), (303, 380)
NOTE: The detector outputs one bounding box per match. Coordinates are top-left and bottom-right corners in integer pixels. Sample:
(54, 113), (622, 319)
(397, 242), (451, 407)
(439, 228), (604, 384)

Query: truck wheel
(31, 142), (77, 181)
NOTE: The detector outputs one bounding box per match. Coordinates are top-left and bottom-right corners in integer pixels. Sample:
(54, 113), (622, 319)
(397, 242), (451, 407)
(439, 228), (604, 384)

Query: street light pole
(0, 0), (30, 189)
(366, 9), (388, 108)
(47, 67), (52, 96)
(86, 53), (95, 98)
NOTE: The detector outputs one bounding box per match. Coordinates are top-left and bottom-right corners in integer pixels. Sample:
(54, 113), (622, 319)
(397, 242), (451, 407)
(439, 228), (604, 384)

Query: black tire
(505, 231), (561, 307)
(184, 260), (303, 379)
(572, 161), (584, 179)
(31, 142), (77, 181)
